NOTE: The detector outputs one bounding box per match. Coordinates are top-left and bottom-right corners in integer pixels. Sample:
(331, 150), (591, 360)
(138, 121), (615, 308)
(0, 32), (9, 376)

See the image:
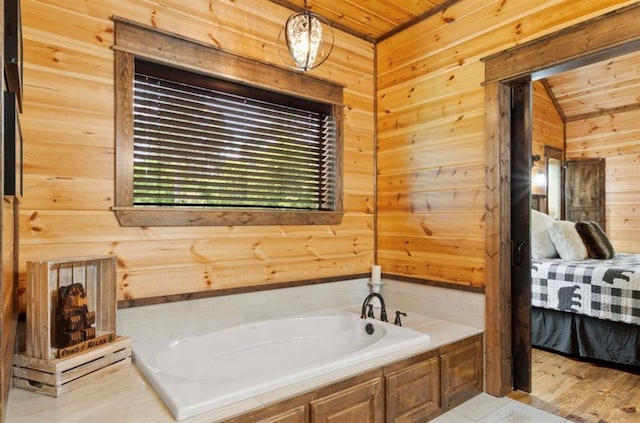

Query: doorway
(482, 3), (640, 396)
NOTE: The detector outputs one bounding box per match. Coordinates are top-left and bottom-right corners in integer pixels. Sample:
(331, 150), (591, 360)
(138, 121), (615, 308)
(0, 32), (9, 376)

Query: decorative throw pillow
(547, 220), (588, 260)
(531, 210), (558, 259)
(575, 221), (615, 259)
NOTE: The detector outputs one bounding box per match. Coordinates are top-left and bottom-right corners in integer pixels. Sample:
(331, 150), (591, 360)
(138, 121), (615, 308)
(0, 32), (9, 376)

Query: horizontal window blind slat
(133, 173), (322, 190)
(134, 102), (324, 142)
(133, 134), (321, 166)
(133, 149), (321, 174)
(134, 190), (321, 203)
(134, 160), (322, 183)
(134, 81), (324, 143)
(134, 76), (322, 122)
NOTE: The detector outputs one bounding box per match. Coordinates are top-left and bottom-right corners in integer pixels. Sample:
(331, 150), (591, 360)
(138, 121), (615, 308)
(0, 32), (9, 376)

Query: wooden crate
(26, 255), (117, 360)
(13, 336), (131, 397)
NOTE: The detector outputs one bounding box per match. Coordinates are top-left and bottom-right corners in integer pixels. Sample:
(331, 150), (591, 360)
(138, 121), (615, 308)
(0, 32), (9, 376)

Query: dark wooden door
(510, 83), (532, 393)
(565, 159), (606, 230)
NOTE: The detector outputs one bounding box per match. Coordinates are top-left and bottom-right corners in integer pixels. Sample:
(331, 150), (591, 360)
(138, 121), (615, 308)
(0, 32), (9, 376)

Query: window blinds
(132, 66), (336, 210)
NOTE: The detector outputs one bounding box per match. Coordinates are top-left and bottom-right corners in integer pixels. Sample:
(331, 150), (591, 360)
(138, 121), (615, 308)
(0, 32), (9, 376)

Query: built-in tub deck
(7, 308), (482, 422)
(135, 308), (433, 420)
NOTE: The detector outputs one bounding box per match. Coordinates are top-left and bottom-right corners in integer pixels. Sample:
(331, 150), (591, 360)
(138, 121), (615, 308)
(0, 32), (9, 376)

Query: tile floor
(433, 393), (573, 423)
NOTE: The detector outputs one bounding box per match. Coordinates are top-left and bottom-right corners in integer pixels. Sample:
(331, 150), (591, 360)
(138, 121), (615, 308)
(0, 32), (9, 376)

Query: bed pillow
(547, 220), (588, 260)
(575, 221), (615, 259)
(531, 210), (558, 259)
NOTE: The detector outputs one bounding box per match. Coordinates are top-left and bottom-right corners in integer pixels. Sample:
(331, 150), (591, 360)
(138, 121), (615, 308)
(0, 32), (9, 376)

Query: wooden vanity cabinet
(221, 333), (482, 423)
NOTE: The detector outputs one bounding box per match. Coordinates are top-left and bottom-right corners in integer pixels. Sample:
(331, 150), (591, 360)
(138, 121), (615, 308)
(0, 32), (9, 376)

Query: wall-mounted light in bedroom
(531, 154), (547, 194)
(277, 0), (334, 71)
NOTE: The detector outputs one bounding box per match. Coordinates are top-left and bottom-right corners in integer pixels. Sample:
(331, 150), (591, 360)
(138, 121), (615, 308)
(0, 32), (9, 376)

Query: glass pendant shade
(533, 171), (547, 187)
(278, 3), (333, 71)
(531, 166), (547, 195)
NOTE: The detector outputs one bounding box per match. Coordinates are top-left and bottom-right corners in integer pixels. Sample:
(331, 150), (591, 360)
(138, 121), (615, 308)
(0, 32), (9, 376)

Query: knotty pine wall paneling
(17, 0), (375, 309)
(531, 80), (565, 213)
(15, 0), (640, 308)
(532, 80), (564, 170)
(2, 0), (21, 417)
(566, 110), (640, 253)
(1, 198), (17, 422)
(375, 0), (637, 289)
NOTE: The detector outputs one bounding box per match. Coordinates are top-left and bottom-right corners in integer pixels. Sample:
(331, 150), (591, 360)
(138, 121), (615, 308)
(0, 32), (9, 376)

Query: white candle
(371, 265), (382, 284)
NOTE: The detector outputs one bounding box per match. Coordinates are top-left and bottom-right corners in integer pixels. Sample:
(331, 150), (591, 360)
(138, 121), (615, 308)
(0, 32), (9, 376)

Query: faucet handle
(394, 310), (407, 326)
(367, 304), (375, 318)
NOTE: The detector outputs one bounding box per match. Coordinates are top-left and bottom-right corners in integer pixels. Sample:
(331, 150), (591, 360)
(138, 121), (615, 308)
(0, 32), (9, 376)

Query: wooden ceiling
(271, 1), (640, 122)
(543, 50), (640, 122)
(270, 0), (455, 42)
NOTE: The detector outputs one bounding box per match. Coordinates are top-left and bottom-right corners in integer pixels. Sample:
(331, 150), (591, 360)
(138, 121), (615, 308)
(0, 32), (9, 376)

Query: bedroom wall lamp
(532, 154), (547, 191)
(277, 0), (334, 71)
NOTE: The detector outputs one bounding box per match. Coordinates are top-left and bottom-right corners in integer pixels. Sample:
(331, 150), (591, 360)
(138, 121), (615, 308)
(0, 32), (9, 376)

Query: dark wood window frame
(113, 18), (344, 227)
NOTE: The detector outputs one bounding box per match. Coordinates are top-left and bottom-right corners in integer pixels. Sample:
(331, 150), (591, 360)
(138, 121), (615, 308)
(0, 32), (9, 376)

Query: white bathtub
(132, 308), (431, 420)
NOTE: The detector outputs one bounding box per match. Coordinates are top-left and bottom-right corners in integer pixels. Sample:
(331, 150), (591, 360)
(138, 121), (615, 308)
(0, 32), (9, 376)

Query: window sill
(112, 207), (343, 227)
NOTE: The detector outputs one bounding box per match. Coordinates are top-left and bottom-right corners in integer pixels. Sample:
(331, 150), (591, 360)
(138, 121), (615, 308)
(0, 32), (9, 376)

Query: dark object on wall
(4, 0), (23, 111)
(4, 92), (22, 196)
(565, 158), (606, 231)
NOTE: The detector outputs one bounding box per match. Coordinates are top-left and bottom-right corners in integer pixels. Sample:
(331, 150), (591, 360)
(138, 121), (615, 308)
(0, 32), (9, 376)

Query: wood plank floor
(508, 348), (640, 423)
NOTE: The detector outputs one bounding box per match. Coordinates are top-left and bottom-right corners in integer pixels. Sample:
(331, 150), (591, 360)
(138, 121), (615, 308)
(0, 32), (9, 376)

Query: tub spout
(360, 293), (388, 322)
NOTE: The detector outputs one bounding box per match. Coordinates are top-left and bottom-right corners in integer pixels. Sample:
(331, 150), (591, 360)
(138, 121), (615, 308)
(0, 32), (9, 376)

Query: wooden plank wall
(15, 1), (640, 304)
(566, 110), (640, 253)
(1, 0), (19, 412)
(532, 80), (564, 173)
(375, 0), (636, 289)
(2, 197), (17, 420)
(17, 0), (375, 310)
(531, 80), (564, 211)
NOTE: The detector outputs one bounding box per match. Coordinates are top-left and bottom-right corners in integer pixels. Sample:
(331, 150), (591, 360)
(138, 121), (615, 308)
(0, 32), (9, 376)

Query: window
(133, 60), (336, 210)
(113, 19), (343, 226)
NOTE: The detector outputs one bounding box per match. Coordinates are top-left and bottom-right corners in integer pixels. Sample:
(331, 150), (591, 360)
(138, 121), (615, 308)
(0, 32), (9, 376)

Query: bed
(530, 210), (640, 366)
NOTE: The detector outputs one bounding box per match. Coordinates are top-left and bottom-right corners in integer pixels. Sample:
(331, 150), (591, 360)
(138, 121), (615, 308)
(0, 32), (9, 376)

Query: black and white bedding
(532, 253), (640, 325)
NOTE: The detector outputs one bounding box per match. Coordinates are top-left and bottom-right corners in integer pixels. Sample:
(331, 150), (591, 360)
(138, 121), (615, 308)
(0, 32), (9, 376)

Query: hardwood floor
(508, 348), (640, 423)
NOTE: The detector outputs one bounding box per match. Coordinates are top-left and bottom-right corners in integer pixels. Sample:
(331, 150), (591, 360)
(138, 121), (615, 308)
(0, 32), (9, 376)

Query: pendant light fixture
(277, 0), (334, 71)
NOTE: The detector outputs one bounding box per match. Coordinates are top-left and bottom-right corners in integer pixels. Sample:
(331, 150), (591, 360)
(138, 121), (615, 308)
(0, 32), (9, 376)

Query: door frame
(510, 83), (533, 392)
(482, 3), (640, 396)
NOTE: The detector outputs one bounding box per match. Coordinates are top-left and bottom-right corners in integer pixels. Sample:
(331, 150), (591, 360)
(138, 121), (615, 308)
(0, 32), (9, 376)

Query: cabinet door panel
(386, 356), (440, 423)
(441, 340), (483, 409)
(311, 377), (383, 423)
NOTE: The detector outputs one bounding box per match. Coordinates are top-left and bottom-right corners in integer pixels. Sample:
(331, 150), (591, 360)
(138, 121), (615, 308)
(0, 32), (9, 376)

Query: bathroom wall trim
(118, 273), (484, 308)
(117, 274), (369, 308)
